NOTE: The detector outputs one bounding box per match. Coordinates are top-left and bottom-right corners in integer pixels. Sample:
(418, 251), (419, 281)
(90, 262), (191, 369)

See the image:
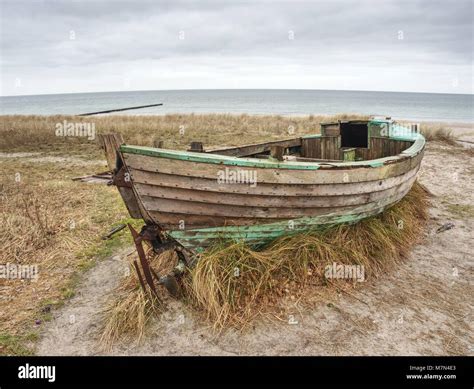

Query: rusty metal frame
(127, 224), (190, 298)
(129, 224), (159, 298)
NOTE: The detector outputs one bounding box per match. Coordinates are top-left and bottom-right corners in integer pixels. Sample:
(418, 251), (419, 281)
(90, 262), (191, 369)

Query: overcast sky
(0, 0), (472, 96)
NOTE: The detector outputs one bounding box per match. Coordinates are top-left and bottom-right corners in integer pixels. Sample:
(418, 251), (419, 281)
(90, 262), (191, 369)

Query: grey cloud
(0, 0), (472, 95)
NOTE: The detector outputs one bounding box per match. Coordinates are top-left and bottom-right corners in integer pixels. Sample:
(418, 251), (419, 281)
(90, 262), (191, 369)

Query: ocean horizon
(1, 89), (473, 122)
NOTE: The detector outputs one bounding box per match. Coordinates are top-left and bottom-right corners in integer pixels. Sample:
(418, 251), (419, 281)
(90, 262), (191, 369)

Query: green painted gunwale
(120, 132), (424, 170)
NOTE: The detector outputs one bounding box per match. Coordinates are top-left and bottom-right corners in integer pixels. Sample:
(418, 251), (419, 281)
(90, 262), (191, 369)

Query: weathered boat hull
(116, 127), (425, 252)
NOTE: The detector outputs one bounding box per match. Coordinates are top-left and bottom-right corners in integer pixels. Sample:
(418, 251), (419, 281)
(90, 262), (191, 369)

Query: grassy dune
(0, 114), (330, 154)
(0, 113), (456, 155)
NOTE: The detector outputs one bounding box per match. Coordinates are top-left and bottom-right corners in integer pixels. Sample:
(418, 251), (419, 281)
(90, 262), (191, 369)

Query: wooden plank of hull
(129, 164), (419, 197)
(148, 191), (407, 230)
(117, 187), (142, 218)
(148, 213), (287, 229)
(167, 201), (403, 250)
(134, 172), (417, 209)
(172, 203), (392, 238)
(147, 178), (413, 230)
(122, 150), (424, 185)
(142, 183), (412, 226)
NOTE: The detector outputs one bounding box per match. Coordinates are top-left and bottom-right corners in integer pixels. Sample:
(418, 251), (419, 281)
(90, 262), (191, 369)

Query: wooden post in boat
(342, 147), (356, 161)
(97, 133), (124, 170)
(188, 142), (204, 152)
(270, 145), (284, 161)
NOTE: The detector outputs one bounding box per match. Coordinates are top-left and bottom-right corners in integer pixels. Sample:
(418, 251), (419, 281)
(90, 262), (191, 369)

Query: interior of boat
(203, 119), (417, 162)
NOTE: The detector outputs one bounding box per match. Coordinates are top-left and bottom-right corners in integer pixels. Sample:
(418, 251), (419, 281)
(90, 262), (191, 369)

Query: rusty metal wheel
(161, 275), (181, 298)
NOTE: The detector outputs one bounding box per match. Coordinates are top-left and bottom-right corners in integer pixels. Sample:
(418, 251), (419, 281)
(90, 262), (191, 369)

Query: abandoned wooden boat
(105, 118), (425, 257)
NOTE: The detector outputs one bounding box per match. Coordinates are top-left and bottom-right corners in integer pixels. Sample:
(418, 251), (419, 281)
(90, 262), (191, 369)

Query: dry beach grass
(97, 181), (429, 347)
(186, 182), (430, 331)
(0, 156), (133, 354)
(98, 266), (162, 351)
(0, 113), (458, 153)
